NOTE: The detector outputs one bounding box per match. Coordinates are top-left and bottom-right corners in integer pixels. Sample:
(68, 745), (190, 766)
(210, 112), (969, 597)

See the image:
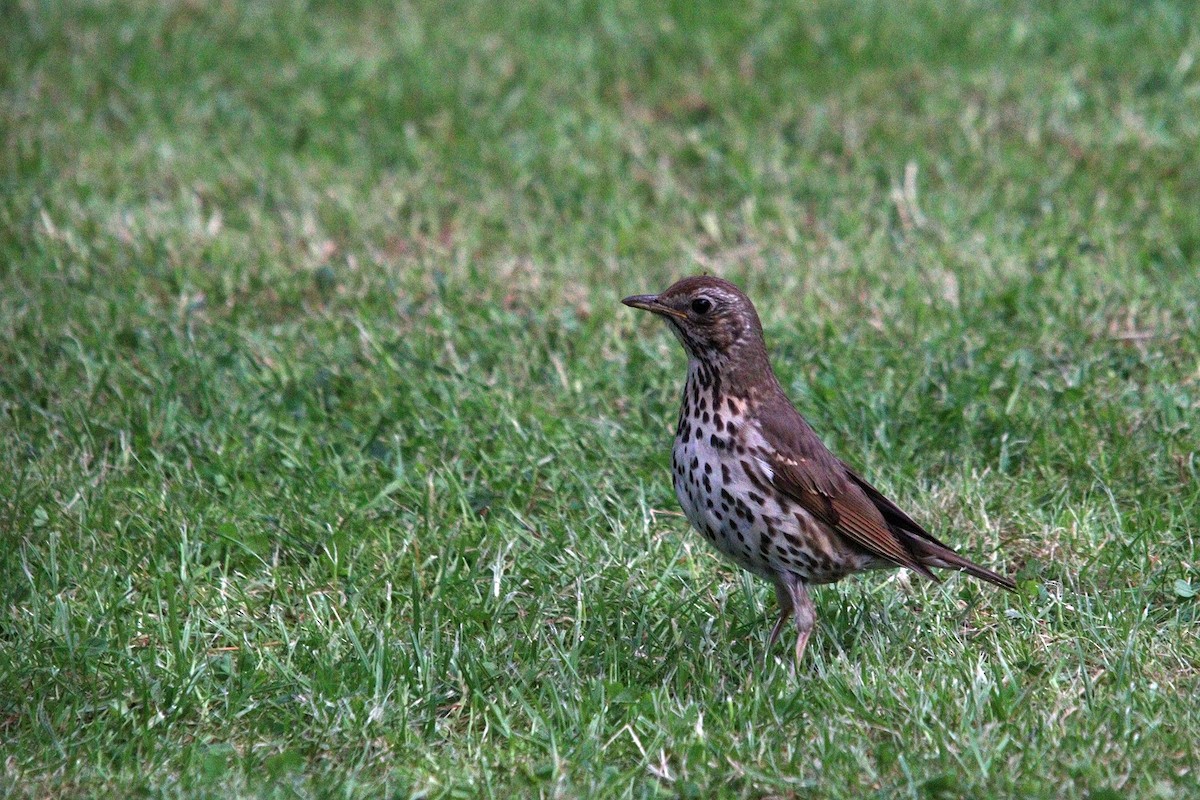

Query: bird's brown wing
(767, 452), (939, 580)
(756, 406), (938, 580)
(842, 460), (1017, 590)
(839, 460), (952, 549)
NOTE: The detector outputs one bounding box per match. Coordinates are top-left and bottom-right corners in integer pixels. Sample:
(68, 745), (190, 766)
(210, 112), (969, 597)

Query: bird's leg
(765, 582), (793, 664)
(780, 574), (815, 669)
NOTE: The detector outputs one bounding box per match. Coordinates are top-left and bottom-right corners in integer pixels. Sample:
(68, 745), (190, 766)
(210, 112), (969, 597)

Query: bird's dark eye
(691, 297), (713, 315)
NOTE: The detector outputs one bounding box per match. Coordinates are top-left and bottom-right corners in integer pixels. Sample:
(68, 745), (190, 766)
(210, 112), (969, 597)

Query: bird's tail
(914, 541), (1017, 592)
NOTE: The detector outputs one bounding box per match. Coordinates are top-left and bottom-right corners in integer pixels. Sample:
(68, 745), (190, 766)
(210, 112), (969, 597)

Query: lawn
(2, 0), (1198, 797)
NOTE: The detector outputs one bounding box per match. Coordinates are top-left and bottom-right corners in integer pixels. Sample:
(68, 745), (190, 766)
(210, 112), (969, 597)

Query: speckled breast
(669, 372), (865, 585)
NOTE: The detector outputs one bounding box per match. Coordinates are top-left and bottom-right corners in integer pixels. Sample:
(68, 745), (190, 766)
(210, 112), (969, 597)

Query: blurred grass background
(2, 0), (1199, 797)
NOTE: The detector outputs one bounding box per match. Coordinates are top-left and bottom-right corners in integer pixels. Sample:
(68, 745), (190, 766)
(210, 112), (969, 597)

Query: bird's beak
(621, 294), (687, 320)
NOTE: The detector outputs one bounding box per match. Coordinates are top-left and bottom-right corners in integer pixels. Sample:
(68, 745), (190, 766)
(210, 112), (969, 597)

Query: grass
(2, 0), (1199, 796)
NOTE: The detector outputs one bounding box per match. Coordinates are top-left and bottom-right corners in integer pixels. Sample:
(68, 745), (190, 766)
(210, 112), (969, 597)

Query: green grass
(2, 0), (1199, 796)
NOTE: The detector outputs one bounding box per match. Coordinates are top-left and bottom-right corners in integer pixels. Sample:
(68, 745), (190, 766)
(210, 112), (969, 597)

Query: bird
(622, 275), (1015, 667)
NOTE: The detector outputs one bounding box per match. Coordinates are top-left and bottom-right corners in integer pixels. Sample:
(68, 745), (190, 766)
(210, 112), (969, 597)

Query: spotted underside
(670, 359), (884, 585)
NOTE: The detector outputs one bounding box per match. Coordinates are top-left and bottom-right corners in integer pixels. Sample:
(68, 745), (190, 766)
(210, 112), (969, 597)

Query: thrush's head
(622, 276), (766, 365)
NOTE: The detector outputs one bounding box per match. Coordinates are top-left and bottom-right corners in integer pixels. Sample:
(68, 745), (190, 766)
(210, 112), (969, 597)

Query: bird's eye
(690, 297), (713, 315)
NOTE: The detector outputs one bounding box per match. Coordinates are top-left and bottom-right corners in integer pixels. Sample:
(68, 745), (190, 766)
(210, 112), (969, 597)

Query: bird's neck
(683, 340), (780, 408)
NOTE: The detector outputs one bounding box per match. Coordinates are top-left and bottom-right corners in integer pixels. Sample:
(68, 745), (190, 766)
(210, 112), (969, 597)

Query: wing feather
(767, 452), (937, 580)
(753, 394), (1013, 590)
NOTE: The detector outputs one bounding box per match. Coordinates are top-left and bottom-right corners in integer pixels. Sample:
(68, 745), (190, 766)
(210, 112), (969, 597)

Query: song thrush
(623, 276), (1015, 666)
